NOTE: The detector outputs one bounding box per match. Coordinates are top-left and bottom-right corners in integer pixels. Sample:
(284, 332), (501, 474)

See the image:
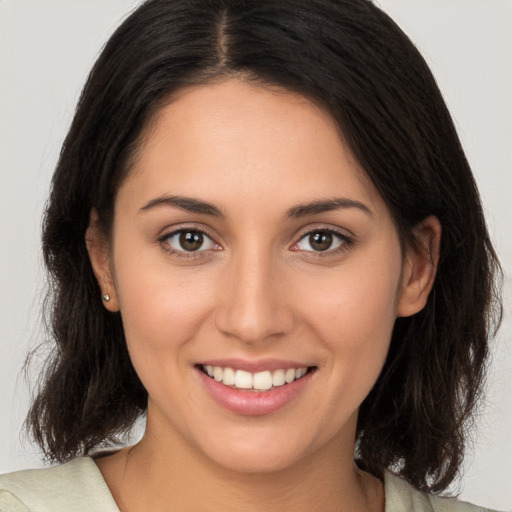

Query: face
(89, 78), (436, 473)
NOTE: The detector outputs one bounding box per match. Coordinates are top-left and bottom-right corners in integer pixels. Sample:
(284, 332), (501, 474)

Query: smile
(197, 362), (316, 415)
(201, 365), (310, 391)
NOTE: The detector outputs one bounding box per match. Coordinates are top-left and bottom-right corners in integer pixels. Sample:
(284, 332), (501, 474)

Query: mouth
(198, 364), (316, 392)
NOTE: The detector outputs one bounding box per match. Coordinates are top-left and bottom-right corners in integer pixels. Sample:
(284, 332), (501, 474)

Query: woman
(0, 0), (503, 511)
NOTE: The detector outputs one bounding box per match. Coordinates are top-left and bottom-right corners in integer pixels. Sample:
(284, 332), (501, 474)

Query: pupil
(310, 232), (332, 251)
(179, 231), (203, 251)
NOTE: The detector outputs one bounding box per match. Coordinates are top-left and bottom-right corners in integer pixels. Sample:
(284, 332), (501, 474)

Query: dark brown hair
(27, 0), (502, 493)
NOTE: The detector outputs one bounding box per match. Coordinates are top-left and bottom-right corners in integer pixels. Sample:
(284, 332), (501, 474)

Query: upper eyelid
(157, 224), (353, 249)
(158, 226), (221, 254)
(294, 224), (354, 241)
(287, 227), (352, 255)
(159, 224), (218, 242)
(158, 228), (220, 259)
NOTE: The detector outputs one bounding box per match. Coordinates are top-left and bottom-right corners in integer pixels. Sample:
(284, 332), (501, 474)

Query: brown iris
(179, 231), (204, 251)
(309, 232), (333, 251)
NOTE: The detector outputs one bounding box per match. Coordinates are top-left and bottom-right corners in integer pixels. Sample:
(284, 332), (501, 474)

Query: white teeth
(295, 367), (307, 379)
(253, 371), (273, 390)
(203, 365), (310, 390)
(234, 369), (253, 389)
(213, 366), (223, 382)
(285, 368), (296, 383)
(272, 369), (285, 386)
(223, 367), (235, 386)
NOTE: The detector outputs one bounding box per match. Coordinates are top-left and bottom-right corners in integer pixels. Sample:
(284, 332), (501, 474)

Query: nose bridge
(215, 242), (292, 343)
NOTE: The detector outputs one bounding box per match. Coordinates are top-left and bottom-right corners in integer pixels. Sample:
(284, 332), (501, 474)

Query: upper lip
(198, 358), (314, 373)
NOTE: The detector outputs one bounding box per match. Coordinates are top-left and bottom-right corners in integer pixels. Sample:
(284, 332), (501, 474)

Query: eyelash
(158, 227), (218, 259)
(158, 226), (354, 260)
(292, 228), (354, 257)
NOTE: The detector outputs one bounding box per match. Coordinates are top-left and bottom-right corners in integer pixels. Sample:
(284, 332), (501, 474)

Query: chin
(209, 447), (304, 475)
(197, 429), (313, 475)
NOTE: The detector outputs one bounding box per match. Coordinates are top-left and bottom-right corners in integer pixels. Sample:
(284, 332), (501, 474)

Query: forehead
(118, 78), (384, 218)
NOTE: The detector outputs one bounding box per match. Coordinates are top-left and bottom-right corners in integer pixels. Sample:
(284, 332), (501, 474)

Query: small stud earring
(102, 294), (111, 302)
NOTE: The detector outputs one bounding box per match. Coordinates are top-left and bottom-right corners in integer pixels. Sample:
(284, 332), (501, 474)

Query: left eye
(164, 230), (218, 252)
(295, 230), (346, 252)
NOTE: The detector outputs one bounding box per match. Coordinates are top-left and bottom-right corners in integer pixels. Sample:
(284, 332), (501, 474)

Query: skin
(87, 78), (440, 512)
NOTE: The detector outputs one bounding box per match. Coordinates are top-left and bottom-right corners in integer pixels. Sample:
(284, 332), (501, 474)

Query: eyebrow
(285, 197), (373, 218)
(139, 194), (373, 219)
(139, 195), (225, 218)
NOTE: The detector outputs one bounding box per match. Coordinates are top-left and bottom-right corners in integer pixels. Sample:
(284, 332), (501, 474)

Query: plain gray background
(1, 1), (510, 510)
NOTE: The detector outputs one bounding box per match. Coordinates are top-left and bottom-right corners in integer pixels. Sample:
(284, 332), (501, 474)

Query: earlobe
(396, 215), (441, 318)
(85, 209), (120, 312)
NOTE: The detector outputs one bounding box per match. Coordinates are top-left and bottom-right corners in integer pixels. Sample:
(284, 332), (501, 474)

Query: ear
(396, 215), (441, 318)
(85, 208), (120, 312)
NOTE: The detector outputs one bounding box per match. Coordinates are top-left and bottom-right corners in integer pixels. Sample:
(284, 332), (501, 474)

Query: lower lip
(197, 368), (313, 416)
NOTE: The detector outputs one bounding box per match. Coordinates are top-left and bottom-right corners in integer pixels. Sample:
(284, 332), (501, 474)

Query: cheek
(113, 264), (218, 416)
(112, 246), (216, 363)
(298, 252), (402, 393)
(303, 258), (400, 340)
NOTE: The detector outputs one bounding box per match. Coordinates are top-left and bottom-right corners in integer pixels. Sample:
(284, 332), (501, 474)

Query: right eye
(161, 229), (219, 254)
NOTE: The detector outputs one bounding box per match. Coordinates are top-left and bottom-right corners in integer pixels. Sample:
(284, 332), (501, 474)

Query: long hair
(27, 0), (502, 493)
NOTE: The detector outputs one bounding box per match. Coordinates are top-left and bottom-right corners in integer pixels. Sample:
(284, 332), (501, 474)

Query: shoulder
(0, 457), (119, 512)
(384, 471), (501, 512)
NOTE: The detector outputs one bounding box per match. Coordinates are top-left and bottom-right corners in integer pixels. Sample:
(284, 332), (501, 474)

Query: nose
(215, 248), (294, 345)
